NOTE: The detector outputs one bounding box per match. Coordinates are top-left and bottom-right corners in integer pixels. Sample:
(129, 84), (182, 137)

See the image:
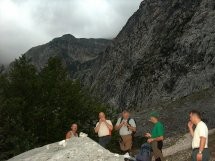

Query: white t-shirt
(192, 121), (208, 149)
(95, 120), (112, 137)
(116, 118), (136, 136)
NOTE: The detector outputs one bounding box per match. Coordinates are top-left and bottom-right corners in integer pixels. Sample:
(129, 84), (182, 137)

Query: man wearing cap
(145, 112), (165, 161)
(188, 110), (210, 161)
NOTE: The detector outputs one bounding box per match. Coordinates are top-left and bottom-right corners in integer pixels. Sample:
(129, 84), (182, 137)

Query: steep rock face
(25, 34), (111, 76)
(85, 0), (215, 108)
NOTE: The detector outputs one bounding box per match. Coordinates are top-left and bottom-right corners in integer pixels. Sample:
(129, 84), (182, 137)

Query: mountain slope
(84, 0), (215, 108)
(25, 34), (111, 76)
(24, 0), (215, 109)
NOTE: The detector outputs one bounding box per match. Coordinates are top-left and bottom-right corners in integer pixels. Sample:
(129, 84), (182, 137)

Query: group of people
(65, 110), (210, 161)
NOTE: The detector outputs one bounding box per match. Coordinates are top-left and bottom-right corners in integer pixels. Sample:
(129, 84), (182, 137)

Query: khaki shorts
(120, 134), (132, 151)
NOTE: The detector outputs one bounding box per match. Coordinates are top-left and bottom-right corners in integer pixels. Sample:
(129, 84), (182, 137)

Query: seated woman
(66, 123), (78, 139)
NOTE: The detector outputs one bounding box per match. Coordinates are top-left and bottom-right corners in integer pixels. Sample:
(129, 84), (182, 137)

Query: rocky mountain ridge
(24, 0), (215, 110)
(84, 0), (215, 108)
(25, 34), (111, 76)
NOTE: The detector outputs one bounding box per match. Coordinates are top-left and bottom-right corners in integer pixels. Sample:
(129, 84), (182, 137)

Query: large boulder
(8, 137), (124, 161)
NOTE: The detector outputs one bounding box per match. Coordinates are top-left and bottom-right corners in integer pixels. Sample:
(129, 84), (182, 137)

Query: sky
(0, 0), (142, 64)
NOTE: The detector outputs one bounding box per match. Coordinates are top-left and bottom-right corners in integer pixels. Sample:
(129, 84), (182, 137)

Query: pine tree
(0, 56), (115, 160)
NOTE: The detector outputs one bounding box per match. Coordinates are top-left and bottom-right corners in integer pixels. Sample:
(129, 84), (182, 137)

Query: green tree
(0, 56), (39, 159)
(0, 56), (115, 160)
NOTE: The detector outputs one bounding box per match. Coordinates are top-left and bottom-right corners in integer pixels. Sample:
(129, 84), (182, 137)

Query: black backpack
(136, 143), (152, 161)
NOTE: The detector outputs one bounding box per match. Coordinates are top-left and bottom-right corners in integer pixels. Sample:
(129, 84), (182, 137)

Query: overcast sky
(0, 0), (142, 64)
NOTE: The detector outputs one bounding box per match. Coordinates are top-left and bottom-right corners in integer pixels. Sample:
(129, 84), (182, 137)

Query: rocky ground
(165, 132), (215, 161)
(132, 88), (215, 138)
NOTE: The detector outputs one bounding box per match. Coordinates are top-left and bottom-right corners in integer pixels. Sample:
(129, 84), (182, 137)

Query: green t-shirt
(151, 121), (164, 138)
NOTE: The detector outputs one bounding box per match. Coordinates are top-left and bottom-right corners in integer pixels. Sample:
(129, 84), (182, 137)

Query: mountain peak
(24, 34), (111, 72)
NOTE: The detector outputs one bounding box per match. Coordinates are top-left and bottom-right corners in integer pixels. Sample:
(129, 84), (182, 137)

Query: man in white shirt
(188, 110), (210, 161)
(115, 110), (136, 153)
(95, 112), (113, 148)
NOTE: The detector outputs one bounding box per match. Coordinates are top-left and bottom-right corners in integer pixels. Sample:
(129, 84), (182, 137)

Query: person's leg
(124, 135), (132, 152)
(104, 136), (111, 148)
(152, 142), (159, 161)
(155, 157), (161, 161)
(202, 149), (210, 161)
(99, 137), (106, 148)
(157, 141), (163, 151)
(120, 135), (132, 152)
(120, 136), (126, 151)
(192, 149), (197, 161)
(155, 141), (163, 161)
(151, 141), (164, 161)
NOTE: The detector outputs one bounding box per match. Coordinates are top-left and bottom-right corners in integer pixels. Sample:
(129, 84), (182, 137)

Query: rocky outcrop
(24, 0), (215, 109)
(25, 34), (111, 76)
(82, 0), (215, 108)
(8, 137), (124, 161)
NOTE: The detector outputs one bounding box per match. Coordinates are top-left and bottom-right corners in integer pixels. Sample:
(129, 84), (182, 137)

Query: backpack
(119, 117), (137, 135)
(136, 143), (152, 161)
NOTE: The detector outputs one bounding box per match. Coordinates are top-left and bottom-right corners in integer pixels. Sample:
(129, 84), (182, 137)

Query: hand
(197, 153), (202, 161)
(101, 118), (106, 122)
(145, 133), (151, 138)
(122, 121), (127, 126)
(188, 121), (193, 129)
(127, 124), (131, 129)
(147, 138), (154, 143)
(99, 118), (106, 124)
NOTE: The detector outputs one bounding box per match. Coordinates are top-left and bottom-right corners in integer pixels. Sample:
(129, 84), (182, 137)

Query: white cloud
(0, 0), (142, 64)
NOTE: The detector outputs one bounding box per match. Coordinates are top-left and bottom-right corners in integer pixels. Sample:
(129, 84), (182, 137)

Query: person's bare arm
(127, 125), (136, 132)
(196, 137), (206, 161)
(66, 132), (71, 139)
(94, 122), (101, 133)
(145, 133), (152, 138)
(104, 121), (113, 131)
(154, 136), (164, 141)
(188, 121), (194, 137)
(147, 136), (164, 143)
(115, 122), (124, 130)
(199, 136), (206, 152)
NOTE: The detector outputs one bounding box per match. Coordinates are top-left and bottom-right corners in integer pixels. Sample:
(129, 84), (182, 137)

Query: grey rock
(82, 0), (215, 109)
(8, 137), (124, 161)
